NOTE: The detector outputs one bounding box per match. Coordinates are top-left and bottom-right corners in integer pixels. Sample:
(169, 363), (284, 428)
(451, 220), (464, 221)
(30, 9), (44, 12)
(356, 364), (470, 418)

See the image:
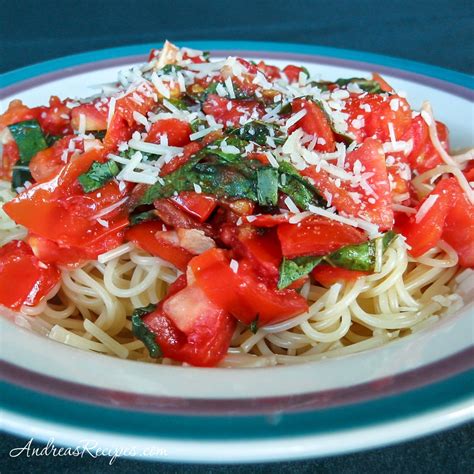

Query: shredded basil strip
(131, 304), (162, 358)
(326, 231), (397, 271)
(227, 121), (285, 146)
(249, 315), (259, 334)
(278, 161), (326, 210)
(8, 119), (49, 190)
(278, 232), (397, 289)
(78, 160), (120, 193)
(278, 256), (322, 290)
(257, 168), (279, 206)
(130, 210), (158, 226)
(334, 77), (386, 94)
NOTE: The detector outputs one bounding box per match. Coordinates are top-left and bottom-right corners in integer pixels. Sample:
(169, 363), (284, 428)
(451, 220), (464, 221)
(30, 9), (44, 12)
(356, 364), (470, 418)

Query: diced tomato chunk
(125, 221), (193, 271)
(170, 192), (217, 222)
(289, 98), (335, 152)
(397, 178), (458, 257)
(283, 65), (306, 83)
(146, 119), (192, 147)
(277, 216), (366, 258)
(312, 265), (369, 287)
(190, 248), (308, 326)
(202, 94), (265, 127)
(0, 240), (60, 310)
(71, 103), (108, 131)
(4, 149), (129, 264)
(441, 181), (474, 267)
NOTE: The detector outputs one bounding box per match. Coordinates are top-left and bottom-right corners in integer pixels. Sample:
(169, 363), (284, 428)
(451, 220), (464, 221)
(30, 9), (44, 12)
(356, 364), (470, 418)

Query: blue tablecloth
(1, 0), (472, 471)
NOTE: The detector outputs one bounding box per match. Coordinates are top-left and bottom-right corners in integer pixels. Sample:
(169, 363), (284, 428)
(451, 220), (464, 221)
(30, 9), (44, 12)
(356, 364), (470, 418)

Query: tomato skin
(301, 138), (393, 230)
(202, 94), (265, 127)
(442, 181), (474, 267)
(170, 192), (217, 222)
(37, 96), (72, 136)
(142, 283), (236, 367)
(283, 65), (305, 83)
(277, 216), (366, 258)
(0, 240), (60, 310)
(1, 141), (20, 180)
(289, 98), (335, 152)
(71, 103), (108, 131)
(160, 142), (201, 176)
(345, 94), (411, 143)
(221, 225), (282, 281)
(312, 265), (369, 287)
(29, 135), (83, 182)
(146, 119), (192, 147)
(407, 117), (448, 174)
(397, 178), (457, 257)
(4, 149), (129, 263)
(125, 221), (193, 271)
(256, 61), (281, 80)
(0, 100), (39, 130)
(190, 248), (308, 326)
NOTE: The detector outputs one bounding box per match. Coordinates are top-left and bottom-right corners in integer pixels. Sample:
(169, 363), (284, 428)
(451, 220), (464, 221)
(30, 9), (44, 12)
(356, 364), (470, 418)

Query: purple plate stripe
(2, 50), (473, 100)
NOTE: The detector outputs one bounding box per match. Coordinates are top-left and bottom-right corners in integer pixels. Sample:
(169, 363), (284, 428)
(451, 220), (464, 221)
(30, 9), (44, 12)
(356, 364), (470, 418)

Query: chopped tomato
(160, 142), (201, 176)
(397, 178), (458, 257)
(1, 141), (20, 180)
(301, 138), (393, 230)
(312, 265), (369, 287)
(256, 61), (281, 80)
(146, 119), (192, 147)
(240, 213), (290, 227)
(30, 135), (84, 182)
(0, 240), (60, 310)
(4, 149), (129, 263)
(125, 221), (193, 271)
(142, 283), (236, 367)
(202, 94), (265, 127)
(36, 96), (73, 136)
(170, 192), (217, 222)
(71, 102), (108, 131)
(153, 199), (212, 234)
(0, 100), (39, 131)
(289, 98), (335, 152)
(406, 116), (448, 174)
(221, 225), (282, 281)
(190, 248), (308, 326)
(283, 65), (306, 83)
(104, 81), (156, 148)
(277, 216), (366, 258)
(345, 94), (411, 143)
(441, 181), (474, 267)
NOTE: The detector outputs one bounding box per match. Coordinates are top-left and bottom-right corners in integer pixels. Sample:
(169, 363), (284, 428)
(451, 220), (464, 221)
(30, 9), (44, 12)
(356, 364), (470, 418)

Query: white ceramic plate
(1, 41), (473, 463)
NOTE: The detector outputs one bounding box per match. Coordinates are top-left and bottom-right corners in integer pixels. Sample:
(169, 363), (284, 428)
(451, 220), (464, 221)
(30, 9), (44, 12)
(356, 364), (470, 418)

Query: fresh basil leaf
(159, 64), (184, 75)
(166, 97), (190, 110)
(334, 77), (385, 94)
(278, 256), (322, 289)
(278, 161), (326, 210)
(325, 231), (397, 271)
(130, 210), (158, 226)
(227, 121), (284, 146)
(131, 304), (162, 358)
(249, 315), (259, 334)
(8, 119), (49, 190)
(257, 168), (279, 206)
(78, 160), (120, 193)
(8, 119), (48, 163)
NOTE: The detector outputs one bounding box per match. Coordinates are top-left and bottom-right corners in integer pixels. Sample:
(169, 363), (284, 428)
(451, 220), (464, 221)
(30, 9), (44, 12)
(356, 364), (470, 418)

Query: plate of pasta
(0, 41), (473, 463)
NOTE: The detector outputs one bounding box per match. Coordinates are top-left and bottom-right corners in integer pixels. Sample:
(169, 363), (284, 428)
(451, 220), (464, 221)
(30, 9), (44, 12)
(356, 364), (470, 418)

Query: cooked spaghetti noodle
(1, 42), (472, 367)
